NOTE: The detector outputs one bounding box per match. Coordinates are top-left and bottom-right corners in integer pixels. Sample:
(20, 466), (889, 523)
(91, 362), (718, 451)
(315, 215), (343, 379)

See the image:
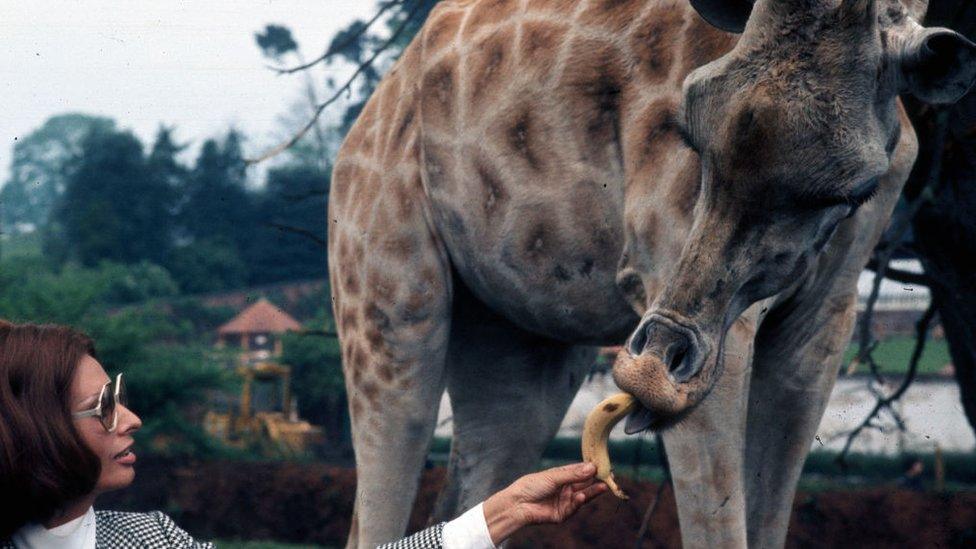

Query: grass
(843, 335), (952, 376)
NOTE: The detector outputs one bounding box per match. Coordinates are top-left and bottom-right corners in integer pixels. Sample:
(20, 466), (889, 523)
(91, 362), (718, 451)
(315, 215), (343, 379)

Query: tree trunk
(902, 0), (976, 439)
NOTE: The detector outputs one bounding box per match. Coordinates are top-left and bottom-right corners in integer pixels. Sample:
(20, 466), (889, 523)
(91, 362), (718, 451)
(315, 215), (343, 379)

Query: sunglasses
(72, 373), (127, 432)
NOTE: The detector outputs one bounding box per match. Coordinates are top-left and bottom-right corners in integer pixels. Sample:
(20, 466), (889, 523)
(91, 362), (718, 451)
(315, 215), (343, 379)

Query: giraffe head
(614, 0), (976, 428)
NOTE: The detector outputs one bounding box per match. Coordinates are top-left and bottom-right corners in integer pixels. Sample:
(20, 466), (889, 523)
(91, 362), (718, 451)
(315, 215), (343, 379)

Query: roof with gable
(217, 298), (301, 335)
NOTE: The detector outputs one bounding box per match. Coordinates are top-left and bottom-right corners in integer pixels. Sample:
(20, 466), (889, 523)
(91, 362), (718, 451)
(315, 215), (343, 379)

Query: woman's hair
(0, 320), (102, 538)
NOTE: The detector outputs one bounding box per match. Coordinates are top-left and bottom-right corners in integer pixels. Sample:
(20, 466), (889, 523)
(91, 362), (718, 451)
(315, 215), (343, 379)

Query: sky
(0, 0), (378, 184)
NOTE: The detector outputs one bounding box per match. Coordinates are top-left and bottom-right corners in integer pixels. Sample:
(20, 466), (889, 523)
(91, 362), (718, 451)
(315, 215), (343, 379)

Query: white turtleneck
(11, 506), (96, 549)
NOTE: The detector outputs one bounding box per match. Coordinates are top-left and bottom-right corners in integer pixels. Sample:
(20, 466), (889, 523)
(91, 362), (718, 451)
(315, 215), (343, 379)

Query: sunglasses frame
(72, 373), (125, 433)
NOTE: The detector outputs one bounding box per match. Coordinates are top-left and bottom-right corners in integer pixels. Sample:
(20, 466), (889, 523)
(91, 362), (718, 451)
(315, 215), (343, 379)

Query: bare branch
(864, 258), (931, 287)
(268, 0), (405, 75)
(246, 0), (426, 165)
(264, 221), (327, 248)
(836, 302), (937, 467)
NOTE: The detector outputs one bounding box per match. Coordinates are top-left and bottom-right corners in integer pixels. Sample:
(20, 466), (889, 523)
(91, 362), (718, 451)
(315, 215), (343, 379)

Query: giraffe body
(329, 0), (976, 547)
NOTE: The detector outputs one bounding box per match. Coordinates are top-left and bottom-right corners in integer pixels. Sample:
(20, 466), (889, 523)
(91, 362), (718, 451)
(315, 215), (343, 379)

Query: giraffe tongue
(624, 405), (656, 434)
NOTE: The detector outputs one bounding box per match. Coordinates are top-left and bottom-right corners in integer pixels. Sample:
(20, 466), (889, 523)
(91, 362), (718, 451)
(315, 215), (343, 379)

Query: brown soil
(101, 460), (976, 548)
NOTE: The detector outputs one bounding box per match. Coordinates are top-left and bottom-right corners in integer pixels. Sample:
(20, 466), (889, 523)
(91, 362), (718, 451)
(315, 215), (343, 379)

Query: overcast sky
(0, 0), (378, 184)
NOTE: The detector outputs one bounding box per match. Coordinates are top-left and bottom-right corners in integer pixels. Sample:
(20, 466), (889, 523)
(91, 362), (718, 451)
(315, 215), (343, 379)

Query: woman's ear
(900, 28), (976, 104)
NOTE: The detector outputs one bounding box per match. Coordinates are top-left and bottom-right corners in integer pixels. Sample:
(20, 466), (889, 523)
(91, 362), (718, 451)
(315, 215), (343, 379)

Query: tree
(0, 114), (115, 232)
(899, 0), (976, 438)
(180, 132), (257, 255)
(249, 165), (329, 284)
(47, 127), (173, 266)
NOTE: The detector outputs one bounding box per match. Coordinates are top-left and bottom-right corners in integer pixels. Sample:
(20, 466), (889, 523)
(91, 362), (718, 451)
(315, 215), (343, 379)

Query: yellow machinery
(204, 361), (324, 454)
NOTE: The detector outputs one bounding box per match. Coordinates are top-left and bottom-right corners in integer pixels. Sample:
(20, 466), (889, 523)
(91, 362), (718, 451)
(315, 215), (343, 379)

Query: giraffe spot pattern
(631, 5), (683, 84)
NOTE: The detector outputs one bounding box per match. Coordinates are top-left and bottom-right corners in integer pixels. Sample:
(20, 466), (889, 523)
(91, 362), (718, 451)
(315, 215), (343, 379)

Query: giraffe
(327, 0), (976, 546)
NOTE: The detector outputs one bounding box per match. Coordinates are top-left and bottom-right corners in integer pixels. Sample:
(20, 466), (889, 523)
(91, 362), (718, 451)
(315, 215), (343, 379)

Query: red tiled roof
(217, 298), (301, 335)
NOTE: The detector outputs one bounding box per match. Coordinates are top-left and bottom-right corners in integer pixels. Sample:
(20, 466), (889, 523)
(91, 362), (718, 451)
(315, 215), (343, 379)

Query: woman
(0, 321), (607, 548)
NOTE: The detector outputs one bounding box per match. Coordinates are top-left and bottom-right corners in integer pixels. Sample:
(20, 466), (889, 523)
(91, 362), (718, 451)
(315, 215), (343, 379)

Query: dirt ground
(101, 460), (976, 548)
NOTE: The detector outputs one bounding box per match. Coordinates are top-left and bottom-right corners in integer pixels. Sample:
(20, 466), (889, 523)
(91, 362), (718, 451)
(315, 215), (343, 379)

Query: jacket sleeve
(149, 511), (214, 549)
(376, 522), (446, 549)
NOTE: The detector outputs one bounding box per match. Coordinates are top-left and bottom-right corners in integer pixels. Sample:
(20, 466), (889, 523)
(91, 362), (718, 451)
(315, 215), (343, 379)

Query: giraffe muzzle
(612, 312), (716, 430)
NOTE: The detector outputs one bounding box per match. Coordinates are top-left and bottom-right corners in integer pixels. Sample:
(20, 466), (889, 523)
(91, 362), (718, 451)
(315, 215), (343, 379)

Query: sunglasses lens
(101, 384), (117, 431)
(117, 375), (127, 408)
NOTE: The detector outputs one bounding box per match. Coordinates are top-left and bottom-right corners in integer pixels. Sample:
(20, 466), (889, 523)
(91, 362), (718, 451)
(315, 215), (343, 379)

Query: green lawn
(843, 335), (952, 376)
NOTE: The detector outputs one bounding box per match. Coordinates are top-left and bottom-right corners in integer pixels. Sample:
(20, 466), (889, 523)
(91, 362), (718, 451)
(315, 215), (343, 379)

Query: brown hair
(0, 321), (102, 538)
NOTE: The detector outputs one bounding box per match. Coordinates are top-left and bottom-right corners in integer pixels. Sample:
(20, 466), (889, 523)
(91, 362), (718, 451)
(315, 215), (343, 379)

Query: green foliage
(168, 238), (248, 294)
(1, 113), (115, 231)
(255, 25), (299, 59)
(248, 165), (329, 285)
(280, 313), (349, 451)
(47, 127), (174, 266)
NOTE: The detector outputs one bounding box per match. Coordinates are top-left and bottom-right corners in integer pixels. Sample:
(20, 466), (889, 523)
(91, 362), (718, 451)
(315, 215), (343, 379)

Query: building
(216, 297), (301, 357)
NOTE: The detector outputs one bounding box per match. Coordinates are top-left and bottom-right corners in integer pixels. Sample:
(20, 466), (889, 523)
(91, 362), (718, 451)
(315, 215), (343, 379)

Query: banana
(581, 392), (639, 500)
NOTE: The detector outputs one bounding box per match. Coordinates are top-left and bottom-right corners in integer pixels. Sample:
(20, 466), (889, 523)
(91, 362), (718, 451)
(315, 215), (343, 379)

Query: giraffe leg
(430, 285), (595, 522)
(660, 305), (763, 549)
(743, 292), (856, 549)
(330, 189), (454, 547)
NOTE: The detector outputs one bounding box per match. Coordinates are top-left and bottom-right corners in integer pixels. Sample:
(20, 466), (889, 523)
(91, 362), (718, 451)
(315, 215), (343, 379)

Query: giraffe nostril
(627, 324), (649, 356)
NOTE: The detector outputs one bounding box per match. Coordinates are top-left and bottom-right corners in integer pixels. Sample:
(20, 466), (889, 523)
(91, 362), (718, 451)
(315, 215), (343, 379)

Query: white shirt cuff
(442, 502), (498, 549)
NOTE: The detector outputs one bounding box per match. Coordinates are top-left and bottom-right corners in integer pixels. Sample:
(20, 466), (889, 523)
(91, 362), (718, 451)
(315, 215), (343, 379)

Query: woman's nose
(117, 404), (142, 434)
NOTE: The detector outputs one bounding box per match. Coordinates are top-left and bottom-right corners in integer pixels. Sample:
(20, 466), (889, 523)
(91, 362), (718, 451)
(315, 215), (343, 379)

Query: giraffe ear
(901, 28), (976, 104)
(689, 0), (754, 34)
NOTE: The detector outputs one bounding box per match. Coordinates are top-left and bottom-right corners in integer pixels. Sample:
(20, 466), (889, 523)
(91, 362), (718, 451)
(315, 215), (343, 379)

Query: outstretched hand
(482, 462), (608, 545)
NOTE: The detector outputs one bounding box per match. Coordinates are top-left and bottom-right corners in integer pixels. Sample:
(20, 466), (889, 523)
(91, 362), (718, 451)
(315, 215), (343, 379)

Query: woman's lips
(114, 446), (136, 465)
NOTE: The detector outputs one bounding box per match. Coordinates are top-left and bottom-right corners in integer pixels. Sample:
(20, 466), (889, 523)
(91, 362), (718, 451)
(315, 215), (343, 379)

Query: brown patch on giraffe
(463, 0), (519, 39)
(358, 97), (380, 131)
(631, 5), (683, 85)
(631, 96), (682, 172)
(341, 309), (359, 333)
(401, 285), (436, 324)
(398, 377), (415, 390)
(393, 179), (417, 220)
(560, 37), (626, 164)
(380, 232), (419, 261)
(668, 155), (702, 216)
(377, 363), (396, 384)
(526, 0), (578, 13)
(331, 165), (353, 211)
(422, 139), (455, 192)
(364, 328), (385, 354)
(504, 107), (547, 172)
(579, 0), (644, 33)
(467, 27), (514, 106)
(361, 381), (380, 406)
(420, 54), (458, 129)
(392, 106), (416, 149)
(473, 157), (509, 221)
(352, 172), (381, 224)
(681, 13), (736, 78)
(343, 270), (362, 297)
(518, 21), (568, 74)
(424, 8), (463, 52)
(367, 270), (397, 304)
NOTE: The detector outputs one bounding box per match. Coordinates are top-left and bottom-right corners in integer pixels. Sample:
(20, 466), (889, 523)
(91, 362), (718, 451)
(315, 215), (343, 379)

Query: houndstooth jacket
(377, 523), (446, 549)
(1, 510), (213, 548)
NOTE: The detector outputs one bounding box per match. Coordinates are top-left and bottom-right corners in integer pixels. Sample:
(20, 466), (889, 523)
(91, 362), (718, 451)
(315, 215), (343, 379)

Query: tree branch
(246, 0), (426, 165)
(268, 0), (405, 75)
(836, 301), (937, 467)
(864, 258), (931, 287)
(264, 221), (327, 248)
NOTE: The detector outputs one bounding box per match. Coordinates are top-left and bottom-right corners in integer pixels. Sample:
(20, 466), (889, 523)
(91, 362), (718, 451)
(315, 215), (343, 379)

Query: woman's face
(70, 355), (142, 494)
